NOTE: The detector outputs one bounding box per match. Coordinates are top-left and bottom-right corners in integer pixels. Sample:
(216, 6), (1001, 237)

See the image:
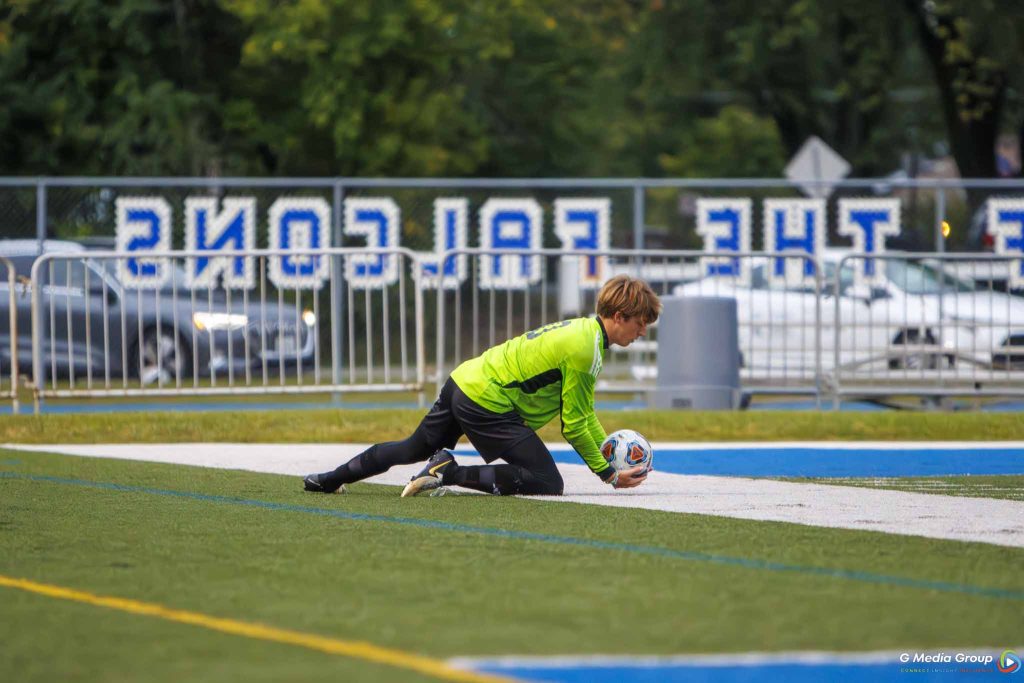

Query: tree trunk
(904, 0), (1005, 180)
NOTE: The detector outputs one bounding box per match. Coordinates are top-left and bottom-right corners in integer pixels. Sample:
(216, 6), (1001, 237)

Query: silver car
(0, 240), (317, 386)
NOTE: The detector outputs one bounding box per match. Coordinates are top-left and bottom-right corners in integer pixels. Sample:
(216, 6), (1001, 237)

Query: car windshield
(883, 260), (974, 294)
(45, 257), (190, 291)
(748, 262), (821, 294)
(727, 258), (973, 297)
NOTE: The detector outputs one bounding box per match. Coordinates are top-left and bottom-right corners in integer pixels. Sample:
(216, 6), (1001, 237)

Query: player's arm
(584, 412), (607, 459)
(560, 366), (618, 484)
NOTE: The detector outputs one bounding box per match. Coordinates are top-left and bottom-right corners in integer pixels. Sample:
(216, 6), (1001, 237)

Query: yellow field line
(0, 574), (517, 683)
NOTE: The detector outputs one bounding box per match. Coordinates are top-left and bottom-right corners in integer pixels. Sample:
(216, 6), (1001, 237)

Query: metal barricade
(0, 256), (19, 412)
(27, 247), (424, 409)
(432, 249), (824, 398)
(833, 253), (1024, 404)
(19, 243), (1024, 410)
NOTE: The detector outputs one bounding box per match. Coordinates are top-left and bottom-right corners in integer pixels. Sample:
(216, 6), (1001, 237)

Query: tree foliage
(1, 0), (1022, 179)
(0, 0), (243, 175)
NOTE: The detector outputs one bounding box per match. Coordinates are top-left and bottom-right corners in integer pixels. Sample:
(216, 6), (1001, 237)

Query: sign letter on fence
(416, 198), (468, 290)
(269, 198), (331, 290)
(478, 199), (542, 289)
(764, 199), (825, 286)
(116, 197), (172, 289)
(697, 198), (752, 284)
(838, 198), (900, 287)
(185, 197), (256, 289)
(987, 199), (1024, 289)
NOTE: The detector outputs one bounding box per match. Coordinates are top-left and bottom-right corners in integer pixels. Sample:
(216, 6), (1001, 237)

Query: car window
(885, 260), (973, 294)
(823, 262), (856, 296)
(41, 259), (93, 290)
(761, 260), (823, 294)
(6, 256), (36, 278)
(83, 256), (189, 289)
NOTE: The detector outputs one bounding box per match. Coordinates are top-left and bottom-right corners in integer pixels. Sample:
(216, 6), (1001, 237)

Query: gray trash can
(648, 296), (741, 410)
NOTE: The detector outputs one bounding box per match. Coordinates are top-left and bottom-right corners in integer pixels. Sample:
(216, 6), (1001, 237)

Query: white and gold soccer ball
(600, 429), (653, 473)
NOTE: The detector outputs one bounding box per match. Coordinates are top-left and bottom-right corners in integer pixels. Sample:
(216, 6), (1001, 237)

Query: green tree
(222, 0), (485, 175)
(0, 0), (244, 175)
(902, 0), (1024, 179)
(714, 0), (931, 175)
(222, 0), (639, 177)
(658, 105), (785, 177)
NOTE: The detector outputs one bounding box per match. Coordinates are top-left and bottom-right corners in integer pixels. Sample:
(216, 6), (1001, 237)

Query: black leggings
(319, 379), (563, 496)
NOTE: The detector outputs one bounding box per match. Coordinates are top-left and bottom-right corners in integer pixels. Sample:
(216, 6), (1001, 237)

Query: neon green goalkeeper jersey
(450, 316), (612, 480)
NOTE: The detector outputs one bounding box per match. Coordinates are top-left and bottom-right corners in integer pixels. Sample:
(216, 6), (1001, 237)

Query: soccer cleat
(303, 473), (346, 494)
(401, 450), (456, 498)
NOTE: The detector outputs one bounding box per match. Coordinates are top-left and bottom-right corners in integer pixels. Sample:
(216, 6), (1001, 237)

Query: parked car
(0, 240), (317, 386)
(671, 250), (1024, 375)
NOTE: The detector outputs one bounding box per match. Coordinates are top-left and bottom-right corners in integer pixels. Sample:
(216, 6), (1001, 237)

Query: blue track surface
(473, 660), (997, 682)
(450, 446), (1024, 478)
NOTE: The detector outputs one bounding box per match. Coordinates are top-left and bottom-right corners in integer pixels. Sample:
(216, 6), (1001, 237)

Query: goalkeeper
(303, 274), (661, 497)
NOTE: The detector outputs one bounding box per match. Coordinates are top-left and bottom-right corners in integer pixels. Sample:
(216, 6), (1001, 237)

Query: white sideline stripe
(447, 646), (1020, 670)
(4, 443), (1024, 548)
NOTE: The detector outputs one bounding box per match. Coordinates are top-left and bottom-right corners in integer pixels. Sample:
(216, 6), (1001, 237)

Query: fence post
(35, 180), (46, 253)
(2, 258), (18, 414)
(633, 184), (645, 250)
(331, 182), (345, 398)
(435, 253), (447, 396)
(831, 256), (845, 411)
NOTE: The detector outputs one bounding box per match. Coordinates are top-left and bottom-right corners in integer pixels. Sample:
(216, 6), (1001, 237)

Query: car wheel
(133, 327), (191, 385)
(887, 328), (951, 370)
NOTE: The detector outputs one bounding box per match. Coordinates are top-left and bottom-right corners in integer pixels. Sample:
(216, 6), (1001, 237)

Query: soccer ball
(600, 429), (653, 473)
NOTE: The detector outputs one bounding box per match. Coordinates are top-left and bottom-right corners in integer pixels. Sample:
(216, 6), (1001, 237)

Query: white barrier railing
(432, 248), (824, 396)
(14, 246), (1024, 411)
(27, 248), (425, 409)
(832, 253), (1024, 404)
(0, 256), (19, 412)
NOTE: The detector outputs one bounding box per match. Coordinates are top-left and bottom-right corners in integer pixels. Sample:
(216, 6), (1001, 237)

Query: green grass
(1, 449), (1023, 683)
(783, 475), (1024, 501)
(2, 409), (1023, 444)
(1, 411), (1022, 681)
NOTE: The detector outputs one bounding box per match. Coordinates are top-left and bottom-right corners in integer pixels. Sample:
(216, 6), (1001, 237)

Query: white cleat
(400, 450), (455, 497)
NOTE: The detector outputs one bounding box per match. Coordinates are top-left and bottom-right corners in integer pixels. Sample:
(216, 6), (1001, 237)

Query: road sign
(785, 135), (851, 198)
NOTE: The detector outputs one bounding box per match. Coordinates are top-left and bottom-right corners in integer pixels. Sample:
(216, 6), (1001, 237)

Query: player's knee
(539, 469), (564, 495)
(514, 466), (562, 495)
(391, 428), (435, 465)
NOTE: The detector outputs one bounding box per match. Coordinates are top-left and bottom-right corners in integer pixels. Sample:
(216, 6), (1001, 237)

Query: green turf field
(2, 445), (1023, 682)
(2, 408), (1023, 443)
(2, 411), (1023, 681)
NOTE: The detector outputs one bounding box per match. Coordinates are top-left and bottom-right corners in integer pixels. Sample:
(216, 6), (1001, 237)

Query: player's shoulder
(547, 317), (597, 341)
(558, 317), (603, 371)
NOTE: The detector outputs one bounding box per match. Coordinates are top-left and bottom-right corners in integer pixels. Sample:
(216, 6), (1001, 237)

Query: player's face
(613, 313), (648, 346)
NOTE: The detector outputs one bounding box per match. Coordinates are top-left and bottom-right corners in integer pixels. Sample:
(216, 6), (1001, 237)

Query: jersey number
(526, 320), (571, 340)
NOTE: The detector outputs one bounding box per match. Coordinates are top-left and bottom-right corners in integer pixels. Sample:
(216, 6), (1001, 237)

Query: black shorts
(421, 377), (536, 463)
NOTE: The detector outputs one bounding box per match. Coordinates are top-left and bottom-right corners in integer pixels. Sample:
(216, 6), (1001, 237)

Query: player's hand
(613, 466), (647, 489)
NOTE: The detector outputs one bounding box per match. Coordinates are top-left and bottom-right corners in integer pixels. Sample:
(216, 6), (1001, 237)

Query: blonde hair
(595, 275), (662, 324)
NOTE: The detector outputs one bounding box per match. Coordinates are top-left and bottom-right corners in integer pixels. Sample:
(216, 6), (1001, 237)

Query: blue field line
(451, 447), (1024, 478)
(471, 662), (977, 682)
(2, 471), (1023, 602)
